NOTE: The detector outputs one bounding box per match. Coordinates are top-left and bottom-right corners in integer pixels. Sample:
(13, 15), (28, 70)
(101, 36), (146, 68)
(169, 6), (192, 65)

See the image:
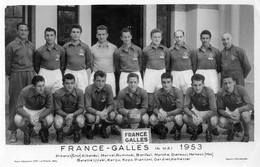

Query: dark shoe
(234, 122), (243, 133)
(159, 125), (168, 139)
(241, 135), (249, 142)
(174, 131), (181, 140)
(197, 124), (203, 135)
(111, 126), (121, 135)
(99, 126), (109, 139)
(186, 126), (194, 135)
(56, 131), (64, 143)
(39, 128), (49, 143)
(27, 123), (37, 137)
(170, 125), (177, 134)
(93, 125), (100, 135)
(9, 131), (18, 143)
(85, 126), (94, 140)
(150, 126), (155, 134)
(190, 131), (198, 141)
(227, 129), (235, 141)
(64, 125), (75, 136)
(73, 132), (81, 143)
(23, 132), (31, 145)
(206, 130), (213, 142)
(212, 128), (219, 136)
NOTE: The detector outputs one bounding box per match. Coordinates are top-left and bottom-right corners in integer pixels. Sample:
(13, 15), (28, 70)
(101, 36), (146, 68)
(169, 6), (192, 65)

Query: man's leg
(54, 115), (65, 143)
(39, 114), (53, 143)
(14, 114), (31, 145)
(240, 111), (251, 142)
(84, 113), (96, 140)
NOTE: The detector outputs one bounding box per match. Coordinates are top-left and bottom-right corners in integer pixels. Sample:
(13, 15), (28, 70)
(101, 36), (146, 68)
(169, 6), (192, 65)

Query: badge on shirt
(160, 52), (165, 59)
(133, 53), (138, 60)
(208, 53), (214, 60)
(231, 55), (236, 60)
(182, 52), (189, 59)
(79, 49), (85, 56)
(55, 54), (60, 61)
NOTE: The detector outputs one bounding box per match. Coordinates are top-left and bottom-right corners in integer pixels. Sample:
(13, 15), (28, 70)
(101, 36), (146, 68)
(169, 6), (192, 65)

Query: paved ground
(5, 106), (254, 145)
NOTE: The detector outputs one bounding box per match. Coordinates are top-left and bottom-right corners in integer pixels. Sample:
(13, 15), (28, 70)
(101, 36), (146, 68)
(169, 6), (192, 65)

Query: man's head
(174, 30), (185, 45)
(150, 28), (162, 46)
(93, 70), (107, 90)
(222, 33), (233, 49)
(222, 75), (236, 93)
(191, 74), (205, 94)
(32, 75), (45, 94)
(120, 27), (132, 46)
(161, 72), (173, 92)
(96, 25), (109, 44)
(70, 24), (82, 41)
(16, 22), (29, 40)
(44, 27), (56, 45)
(62, 73), (76, 93)
(200, 30), (211, 47)
(127, 73), (139, 92)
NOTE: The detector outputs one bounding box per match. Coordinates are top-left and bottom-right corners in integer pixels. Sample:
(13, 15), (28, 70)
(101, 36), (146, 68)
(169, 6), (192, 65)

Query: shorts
(144, 68), (165, 93)
(119, 71), (143, 90)
(39, 68), (63, 93)
(171, 69), (193, 94)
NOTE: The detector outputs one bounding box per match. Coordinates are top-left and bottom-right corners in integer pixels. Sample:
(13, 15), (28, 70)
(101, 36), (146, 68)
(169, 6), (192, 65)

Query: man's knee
(115, 114), (124, 125)
(14, 114), (26, 128)
(76, 114), (85, 128)
(44, 114), (54, 127)
(54, 115), (64, 129)
(85, 113), (96, 125)
(241, 111), (250, 123)
(149, 114), (158, 126)
(210, 115), (218, 127)
(175, 114), (183, 125)
(183, 114), (190, 124)
(218, 117), (228, 128)
(108, 111), (116, 121)
(142, 113), (149, 126)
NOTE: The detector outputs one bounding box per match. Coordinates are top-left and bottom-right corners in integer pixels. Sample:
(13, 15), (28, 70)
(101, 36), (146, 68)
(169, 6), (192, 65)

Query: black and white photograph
(1, 0), (259, 166)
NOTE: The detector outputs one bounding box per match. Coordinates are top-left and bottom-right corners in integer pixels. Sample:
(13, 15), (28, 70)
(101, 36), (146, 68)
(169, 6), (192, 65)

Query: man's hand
(65, 113), (74, 125)
(30, 114), (39, 125)
(230, 109), (240, 121)
(98, 109), (108, 120)
(192, 114), (202, 126)
(158, 109), (167, 122)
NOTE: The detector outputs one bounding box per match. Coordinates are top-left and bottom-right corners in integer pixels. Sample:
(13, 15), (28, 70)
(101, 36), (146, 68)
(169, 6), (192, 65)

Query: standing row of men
(6, 22), (252, 144)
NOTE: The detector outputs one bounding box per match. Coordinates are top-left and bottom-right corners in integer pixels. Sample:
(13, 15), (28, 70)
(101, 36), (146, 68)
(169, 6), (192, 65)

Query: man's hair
(150, 28), (162, 37)
(16, 22), (28, 30)
(200, 30), (212, 38)
(62, 73), (75, 83)
(32, 75), (45, 85)
(222, 75), (236, 82)
(94, 70), (107, 80)
(70, 24), (82, 33)
(44, 27), (56, 36)
(127, 73), (139, 82)
(96, 25), (108, 33)
(161, 72), (173, 81)
(120, 27), (132, 36)
(174, 30), (185, 37)
(191, 74), (205, 84)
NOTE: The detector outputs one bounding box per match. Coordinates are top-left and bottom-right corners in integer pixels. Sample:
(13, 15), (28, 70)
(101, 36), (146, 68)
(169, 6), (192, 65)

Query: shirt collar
(190, 87), (207, 97)
(60, 87), (77, 96)
(222, 85), (240, 96)
(94, 84), (107, 93)
(97, 41), (109, 48)
(43, 43), (58, 52)
(126, 86), (141, 95)
(171, 43), (188, 50)
(160, 87), (175, 96)
(29, 85), (46, 98)
(15, 37), (29, 44)
(121, 43), (136, 52)
(151, 43), (164, 49)
(199, 45), (213, 52)
(68, 40), (83, 46)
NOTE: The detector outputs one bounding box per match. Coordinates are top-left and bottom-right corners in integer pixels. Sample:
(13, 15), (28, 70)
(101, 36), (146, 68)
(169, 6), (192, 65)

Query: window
(157, 5), (172, 47)
(57, 5), (78, 46)
(5, 6), (25, 46)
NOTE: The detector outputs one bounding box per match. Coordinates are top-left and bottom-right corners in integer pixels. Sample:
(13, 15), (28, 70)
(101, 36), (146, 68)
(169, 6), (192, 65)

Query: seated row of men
(14, 70), (253, 145)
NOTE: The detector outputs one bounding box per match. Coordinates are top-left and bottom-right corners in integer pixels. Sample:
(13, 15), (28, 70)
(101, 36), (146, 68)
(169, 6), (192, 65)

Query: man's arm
(5, 44), (13, 76)
(85, 45), (91, 70)
(39, 90), (53, 120)
(60, 47), (66, 75)
(53, 91), (68, 117)
(238, 48), (251, 78)
(85, 87), (98, 115)
(165, 48), (170, 73)
(139, 89), (148, 115)
(183, 88), (193, 117)
(117, 91), (128, 117)
(167, 89), (183, 117)
(204, 88), (217, 118)
(237, 87), (254, 113)
(105, 85), (114, 113)
(16, 90), (31, 119)
(114, 49), (120, 74)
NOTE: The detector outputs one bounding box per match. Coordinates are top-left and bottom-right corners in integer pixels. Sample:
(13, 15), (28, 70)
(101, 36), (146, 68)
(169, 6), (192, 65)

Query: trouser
(8, 70), (35, 131)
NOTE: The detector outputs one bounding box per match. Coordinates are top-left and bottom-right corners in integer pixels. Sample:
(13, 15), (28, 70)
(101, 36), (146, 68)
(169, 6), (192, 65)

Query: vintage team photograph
(4, 4), (254, 146)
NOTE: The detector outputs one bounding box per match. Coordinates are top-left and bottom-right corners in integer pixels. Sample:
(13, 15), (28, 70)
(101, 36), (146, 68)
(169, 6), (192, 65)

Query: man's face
(201, 34), (211, 47)
(223, 78), (235, 93)
(94, 76), (106, 90)
(70, 28), (81, 41)
(121, 32), (132, 45)
(96, 30), (108, 43)
(174, 31), (184, 45)
(222, 34), (232, 49)
(192, 80), (204, 94)
(151, 32), (162, 46)
(63, 79), (76, 93)
(161, 78), (172, 92)
(33, 81), (45, 94)
(127, 77), (139, 92)
(45, 31), (56, 45)
(17, 24), (29, 40)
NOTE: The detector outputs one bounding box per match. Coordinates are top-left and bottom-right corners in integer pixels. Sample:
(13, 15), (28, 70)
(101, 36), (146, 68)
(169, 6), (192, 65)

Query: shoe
(186, 126), (194, 135)
(93, 125), (99, 135)
(197, 124), (203, 135)
(212, 128), (219, 136)
(73, 132), (81, 143)
(110, 126), (121, 135)
(150, 126), (155, 134)
(99, 126), (109, 139)
(64, 125), (75, 136)
(206, 130), (213, 142)
(9, 131), (18, 143)
(23, 132), (31, 145)
(39, 128), (49, 143)
(170, 125), (177, 134)
(85, 126), (93, 140)
(159, 124), (168, 139)
(27, 123), (37, 137)
(241, 135), (249, 142)
(56, 130), (64, 143)
(234, 122), (243, 133)
(227, 129), (235, 141)
(190, 131), (198, 141)
(174, 131), (181, 140)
